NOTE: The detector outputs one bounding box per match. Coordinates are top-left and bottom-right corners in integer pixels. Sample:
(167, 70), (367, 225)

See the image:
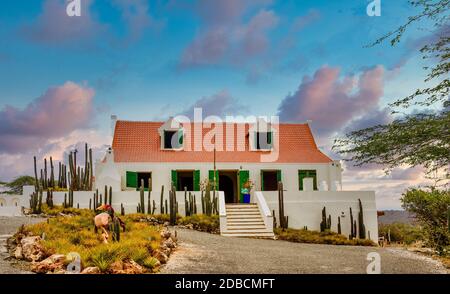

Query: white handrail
(255, 191), (273, 232)
(218, 191), (227, 233)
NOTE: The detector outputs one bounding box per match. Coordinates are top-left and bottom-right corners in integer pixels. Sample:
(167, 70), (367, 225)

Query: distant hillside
(378, 210), (417, 225)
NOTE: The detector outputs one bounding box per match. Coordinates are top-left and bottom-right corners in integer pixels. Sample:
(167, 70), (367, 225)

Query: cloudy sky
(0, 0), (442, 209)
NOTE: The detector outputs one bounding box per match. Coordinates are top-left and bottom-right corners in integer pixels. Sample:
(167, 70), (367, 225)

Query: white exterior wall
(20, 185), (216, 216)
(0, 193), (24, 216)
(98, 161), (342, 193)
(262, 190), (378, 242)
(17, 185), (378, 241)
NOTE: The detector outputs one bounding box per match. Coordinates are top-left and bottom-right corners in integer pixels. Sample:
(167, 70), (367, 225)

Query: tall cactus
(337, 216), (342, 235)
(277, 181), (288, 229)
(139, 180), (145, 213)
(147, 178), (152, 214)
(358, 199), (366, 239)
(160, 185), (164, 214)
(320, 207), (327, 232)
(169, 187), (177, 225)
(109, 186), (113, 206)
(349, 207), (355, 239)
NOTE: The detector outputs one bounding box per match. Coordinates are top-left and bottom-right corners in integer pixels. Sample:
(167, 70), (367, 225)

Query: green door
(126, 171), (137, 188)
(193, 170), (200, 191)
(276, 170), (282, 183)
(171, 170), (178, 190)
(260, 170), (264, 191)
(239, 170), (250, 203)
(208, 170), (219, 190)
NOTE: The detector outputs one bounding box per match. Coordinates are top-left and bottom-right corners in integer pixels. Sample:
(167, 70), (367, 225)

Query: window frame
(298, 170), (318, 191)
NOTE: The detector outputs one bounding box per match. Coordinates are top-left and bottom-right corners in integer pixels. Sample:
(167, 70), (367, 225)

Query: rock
(185, 224), (194, 230)
(153, 250), (169, 264)
(81, 267), (101, 274)
(159, 244), (171, 256)
(160, 229), (171, 239)
(32, 254), (66, 273)
(109, 260), (124, 272)
(163, 238), (176, 249)
(21, 236), (45, 262)
(163, 221), (170, 227)
(14, 246), (23, 259)
(123, 259), (145, 274)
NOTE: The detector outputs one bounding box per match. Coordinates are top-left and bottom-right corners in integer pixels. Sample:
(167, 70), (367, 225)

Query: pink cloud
(21, 0), (104, 45)
(241, 10), (278, 56)
(277, 65), (385, 136)
(111, 0), (164, 44)
(180, 90), (248, 118)
(179, 0), (277, 67)
(0, 82), (95, 153)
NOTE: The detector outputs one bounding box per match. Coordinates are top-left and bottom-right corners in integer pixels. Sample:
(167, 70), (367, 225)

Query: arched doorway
(219, 171), (238, 203)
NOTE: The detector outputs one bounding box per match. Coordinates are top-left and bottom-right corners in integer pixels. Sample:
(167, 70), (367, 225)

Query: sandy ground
(161, 228), (447, 274)
(0, 216), (44, 274)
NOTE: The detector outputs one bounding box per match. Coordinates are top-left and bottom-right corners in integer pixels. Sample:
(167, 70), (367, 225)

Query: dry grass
(275, 228), (376, 246)
(21, 208), (163, 272)
(178, 214), (220, 233)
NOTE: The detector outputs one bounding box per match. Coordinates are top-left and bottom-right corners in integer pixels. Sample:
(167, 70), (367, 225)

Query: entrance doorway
(177, 171), (194, 191)
(218, 170), (238, 203)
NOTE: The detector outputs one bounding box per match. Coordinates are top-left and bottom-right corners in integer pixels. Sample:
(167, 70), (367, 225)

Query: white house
(91, 116), (378, 241)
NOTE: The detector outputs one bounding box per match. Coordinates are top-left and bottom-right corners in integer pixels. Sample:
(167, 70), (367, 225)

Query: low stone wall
(260, 190), (379, 242)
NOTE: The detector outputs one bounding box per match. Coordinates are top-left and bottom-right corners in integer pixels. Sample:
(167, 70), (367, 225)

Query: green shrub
(274, 228), (375, 246)
(378, 222), (424, 245)
(178, 214), (220, 233)
(401, 188), (450, 255)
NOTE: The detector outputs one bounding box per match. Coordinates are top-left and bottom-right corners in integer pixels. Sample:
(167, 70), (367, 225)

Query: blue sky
(0, 0), (439, 209)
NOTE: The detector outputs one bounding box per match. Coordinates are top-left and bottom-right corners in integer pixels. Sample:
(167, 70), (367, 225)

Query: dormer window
(163, 130), (183, 150)
(158, 117), (185, 151)
(249, 118), (276, 151)
(255, 131), (273, 150)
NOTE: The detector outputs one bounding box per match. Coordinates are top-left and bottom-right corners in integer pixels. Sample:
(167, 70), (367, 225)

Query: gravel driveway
(0, 216), (45, 274)
(1, 217), (446, 274)
(161, 229), (447, 274)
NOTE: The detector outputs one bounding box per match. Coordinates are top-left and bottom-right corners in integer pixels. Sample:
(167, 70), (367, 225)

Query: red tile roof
(112, 121), (332, 163)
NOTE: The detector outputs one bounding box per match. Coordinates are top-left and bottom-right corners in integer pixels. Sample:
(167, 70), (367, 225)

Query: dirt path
(161, 229), (447, 274)
(0, 216), (45, 274)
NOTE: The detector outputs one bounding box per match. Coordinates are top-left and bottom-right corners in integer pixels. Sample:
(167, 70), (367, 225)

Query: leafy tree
(378, 222), (424, 245)
(401, 188), (450, 254)
(5, 176), (35, 195)
(334, 0), (449, 177)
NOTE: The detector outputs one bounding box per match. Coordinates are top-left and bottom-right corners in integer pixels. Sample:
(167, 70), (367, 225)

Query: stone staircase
(221, 204), (274, 239)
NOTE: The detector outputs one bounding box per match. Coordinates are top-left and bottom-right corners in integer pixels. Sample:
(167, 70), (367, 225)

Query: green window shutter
(298, 170), (306, 191)
(268, 131), (273, 145)
(208, 170), (219, 190)
(311, 171), (318, 191)
(126, 171), (137, 188)
(193, 170), (200, 191)
(239, 170), (250, 203)
(260, 170), (265, 191)
(276, 170), (282, 183)
(171, 170), (178, 190)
